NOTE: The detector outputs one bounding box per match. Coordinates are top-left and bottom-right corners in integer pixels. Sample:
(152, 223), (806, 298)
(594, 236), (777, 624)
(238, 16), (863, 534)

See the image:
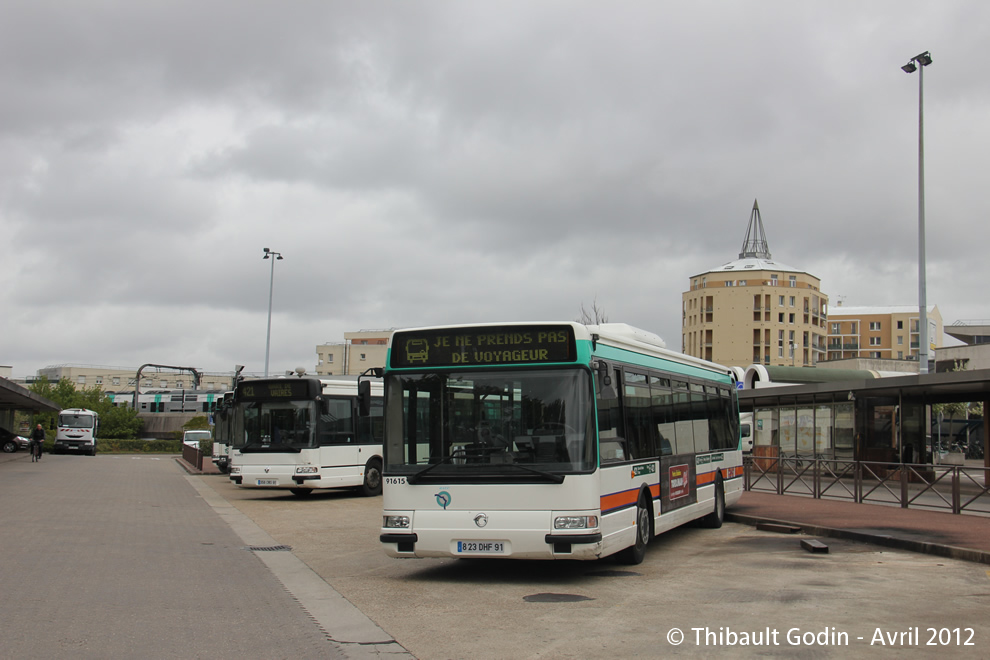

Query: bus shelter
(0, 378), (61, 432)
(738, 368), (990, 469)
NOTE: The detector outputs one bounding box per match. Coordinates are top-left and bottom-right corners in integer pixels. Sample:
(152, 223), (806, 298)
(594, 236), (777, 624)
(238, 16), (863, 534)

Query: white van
(739, 412), (753, 453)
(182, 430), (212, 450)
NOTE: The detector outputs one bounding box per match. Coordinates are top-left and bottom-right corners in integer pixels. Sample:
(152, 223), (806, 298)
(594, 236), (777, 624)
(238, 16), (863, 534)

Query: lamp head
(901, 61), (917, 74)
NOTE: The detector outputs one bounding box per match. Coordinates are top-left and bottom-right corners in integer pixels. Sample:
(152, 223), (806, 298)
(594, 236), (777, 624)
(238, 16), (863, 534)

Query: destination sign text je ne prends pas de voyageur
(394, 326), (575, 367)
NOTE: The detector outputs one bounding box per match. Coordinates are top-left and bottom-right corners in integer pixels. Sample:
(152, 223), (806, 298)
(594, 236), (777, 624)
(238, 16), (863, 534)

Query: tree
(933, 361), (983, 453)
(28, 377), (143, 439)
(577, 298), (609, 325)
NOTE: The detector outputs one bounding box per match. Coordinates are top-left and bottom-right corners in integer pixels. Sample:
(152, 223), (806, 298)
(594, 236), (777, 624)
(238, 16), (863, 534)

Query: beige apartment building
(826, 305), (942, 364)
(315, 329), (393, 376)
(32, 366), (234, 392)
(682, 201), (829, 369)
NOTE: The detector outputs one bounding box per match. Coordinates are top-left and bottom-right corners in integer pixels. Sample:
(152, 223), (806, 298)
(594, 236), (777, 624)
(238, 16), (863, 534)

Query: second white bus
(229, 377), (384, 496)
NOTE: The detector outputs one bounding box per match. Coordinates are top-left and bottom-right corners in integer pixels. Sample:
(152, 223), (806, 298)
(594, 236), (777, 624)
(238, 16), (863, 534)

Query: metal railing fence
(744, 456), (990, 516)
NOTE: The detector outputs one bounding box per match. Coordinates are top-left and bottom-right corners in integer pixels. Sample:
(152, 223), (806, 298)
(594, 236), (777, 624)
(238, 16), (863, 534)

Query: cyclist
(29, 423), (45, 462)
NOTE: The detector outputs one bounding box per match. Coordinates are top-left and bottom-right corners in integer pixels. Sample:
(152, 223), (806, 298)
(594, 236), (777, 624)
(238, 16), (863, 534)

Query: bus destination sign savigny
(390, 325), (577, 368)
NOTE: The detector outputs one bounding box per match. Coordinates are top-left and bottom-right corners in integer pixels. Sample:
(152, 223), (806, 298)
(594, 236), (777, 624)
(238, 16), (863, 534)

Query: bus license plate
(456, 541), (506, 554)
(256, 479), (278, 486)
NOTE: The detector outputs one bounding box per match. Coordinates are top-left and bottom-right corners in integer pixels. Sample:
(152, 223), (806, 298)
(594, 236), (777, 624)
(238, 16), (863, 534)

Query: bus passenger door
(318, 398), (360, 473)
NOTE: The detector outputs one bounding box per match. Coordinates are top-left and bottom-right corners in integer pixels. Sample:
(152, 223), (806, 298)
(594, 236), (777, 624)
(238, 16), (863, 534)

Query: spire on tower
(739, 199), (771, 259)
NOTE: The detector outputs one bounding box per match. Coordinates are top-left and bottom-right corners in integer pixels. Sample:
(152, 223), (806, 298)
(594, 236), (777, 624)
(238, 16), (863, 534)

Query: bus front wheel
(360, 458), (383, 497)
(618, 494), (652, 565)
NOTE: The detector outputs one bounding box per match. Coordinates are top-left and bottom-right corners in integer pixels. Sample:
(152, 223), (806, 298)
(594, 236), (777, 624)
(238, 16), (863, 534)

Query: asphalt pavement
(4, 447), (989, 660)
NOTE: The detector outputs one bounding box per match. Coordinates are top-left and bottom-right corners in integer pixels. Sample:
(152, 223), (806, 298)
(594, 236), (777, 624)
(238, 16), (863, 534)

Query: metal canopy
(0, 379), (61, 413)
(739, 368), (990, 408)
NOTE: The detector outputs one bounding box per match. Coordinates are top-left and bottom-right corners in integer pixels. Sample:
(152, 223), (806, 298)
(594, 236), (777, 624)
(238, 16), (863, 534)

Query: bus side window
(623, 373), (654, 460)
(320, 398), (354, 445)
(597, 370), (625, 462)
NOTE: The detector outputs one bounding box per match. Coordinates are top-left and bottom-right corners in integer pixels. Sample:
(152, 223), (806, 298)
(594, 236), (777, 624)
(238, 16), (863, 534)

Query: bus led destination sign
(237, 379), (317, 401)
(391, 325), (576, 368)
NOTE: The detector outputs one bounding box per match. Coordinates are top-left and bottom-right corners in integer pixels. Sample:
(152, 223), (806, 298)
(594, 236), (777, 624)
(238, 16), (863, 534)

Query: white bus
(229, 377), (384, 496)
(374, 322), (743, 563)
(211, 391), (235, 473)
(54, 408), (100, 456)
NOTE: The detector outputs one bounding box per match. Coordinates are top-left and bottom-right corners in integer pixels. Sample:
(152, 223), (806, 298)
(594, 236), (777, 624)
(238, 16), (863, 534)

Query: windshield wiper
(493, 462), (564, 483)
(406, 450), (565, 484)
(407, 453), (461, 484)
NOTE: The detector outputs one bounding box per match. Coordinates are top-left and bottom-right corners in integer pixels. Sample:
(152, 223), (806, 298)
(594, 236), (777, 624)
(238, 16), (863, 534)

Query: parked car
(1, 427), (30, 453)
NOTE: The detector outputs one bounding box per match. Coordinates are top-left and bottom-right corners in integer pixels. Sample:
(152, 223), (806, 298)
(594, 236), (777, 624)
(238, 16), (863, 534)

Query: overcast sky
(2, 1), (988, 379)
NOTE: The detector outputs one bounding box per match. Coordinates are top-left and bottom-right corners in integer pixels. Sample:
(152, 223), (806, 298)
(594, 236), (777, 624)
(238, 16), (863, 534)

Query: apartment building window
(770, 274), (778, 286)
(327, 355), (334, 363)
(869, 322), (881, 331)
(789, 296), (795, 307)
(789, 275), (797, 287)
(129, 378), (136, 386)
(95, 376), (103, 385)
(143, 380), (152, 387)
(738, 280), (746, 286)
(176, 381), (184, 388)
(897, 336), (904, 345)
(360, 353), (367, 360)
(779, 313), (785, 323)
(160, 380), (168, 388)
(779, 295), (785, 306)
(724, 280), (734, 287)
(77, 376), (86, 384)
(898, 351), (904, 359)
(897, 320), (904, 330)
(788, 313), (795, 324)
(871, 352), (882, 359)
(850, 323), (857, 334)
(831, 323), (840, 334)
(870, 337), (881, 346)
(113, 377), (120, 386)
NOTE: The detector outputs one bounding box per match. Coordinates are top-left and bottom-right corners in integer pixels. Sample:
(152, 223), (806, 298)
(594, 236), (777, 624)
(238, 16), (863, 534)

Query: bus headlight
(295, 466), (318, 474)
(554, 516), (598, 530)
(383, 515), (410, 529)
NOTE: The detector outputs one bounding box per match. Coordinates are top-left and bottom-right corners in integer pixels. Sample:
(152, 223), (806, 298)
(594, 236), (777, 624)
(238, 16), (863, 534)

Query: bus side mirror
(596, 360), (617, 400)
(358, 380), (371, 417)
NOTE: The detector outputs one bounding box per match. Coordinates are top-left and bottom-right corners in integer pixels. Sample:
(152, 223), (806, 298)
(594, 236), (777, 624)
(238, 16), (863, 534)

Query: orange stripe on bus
(600, 484), (660, 513)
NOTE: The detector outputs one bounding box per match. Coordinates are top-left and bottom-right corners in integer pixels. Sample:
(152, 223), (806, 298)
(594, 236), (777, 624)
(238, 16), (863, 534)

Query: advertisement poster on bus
(660, 456), (696, 513)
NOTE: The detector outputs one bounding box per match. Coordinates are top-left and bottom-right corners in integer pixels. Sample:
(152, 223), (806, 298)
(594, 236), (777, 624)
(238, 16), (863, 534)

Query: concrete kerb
(726, 512), (990, 566)
(186, 474), (414, 660)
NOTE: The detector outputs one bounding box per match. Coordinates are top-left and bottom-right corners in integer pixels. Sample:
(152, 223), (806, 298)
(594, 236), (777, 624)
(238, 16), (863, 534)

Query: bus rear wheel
(360, 458), (383, 497)
(618, 495), (652, 565)
(701, 475), (725, 529)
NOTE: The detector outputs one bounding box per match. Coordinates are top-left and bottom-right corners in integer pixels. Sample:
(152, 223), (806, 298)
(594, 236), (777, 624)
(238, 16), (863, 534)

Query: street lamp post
(262, 247), (283, 378)
(902, 50), (932, 374)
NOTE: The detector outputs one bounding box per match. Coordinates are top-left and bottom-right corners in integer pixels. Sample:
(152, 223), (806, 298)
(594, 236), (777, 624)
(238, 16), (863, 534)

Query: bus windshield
(385, 368), (595, 478)
(236, 400), (314, 451)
